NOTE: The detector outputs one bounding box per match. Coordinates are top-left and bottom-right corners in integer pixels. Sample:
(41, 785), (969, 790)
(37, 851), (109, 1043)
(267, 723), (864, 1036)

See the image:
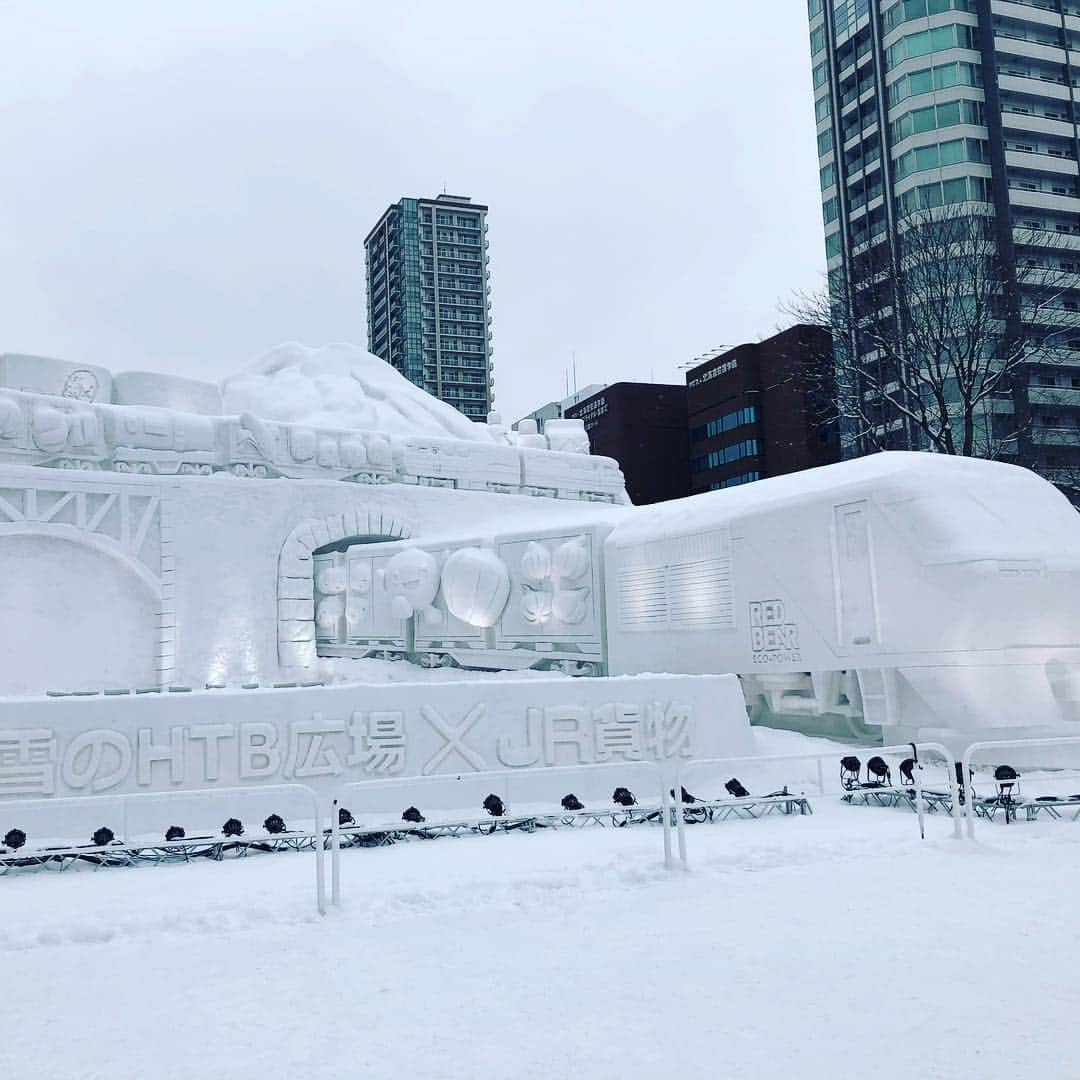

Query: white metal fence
(3, 784), (328, 913)
(12, 736), (1080, 916)
(673, 741), (961, 866)
(961, 735), (1080, 839)
(327, 760), (670, 908)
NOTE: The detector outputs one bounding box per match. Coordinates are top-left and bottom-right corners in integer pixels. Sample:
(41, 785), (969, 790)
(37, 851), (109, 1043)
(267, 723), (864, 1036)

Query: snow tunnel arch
(277, 510), (413, 669)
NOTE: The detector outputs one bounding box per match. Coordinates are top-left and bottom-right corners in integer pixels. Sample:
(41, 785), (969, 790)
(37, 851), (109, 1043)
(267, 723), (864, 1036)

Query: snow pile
(222, 342), (494, 442)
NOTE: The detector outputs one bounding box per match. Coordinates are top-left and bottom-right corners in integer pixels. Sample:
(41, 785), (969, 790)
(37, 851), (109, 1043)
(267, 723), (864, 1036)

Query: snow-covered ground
(3, 730), (1079, 1080)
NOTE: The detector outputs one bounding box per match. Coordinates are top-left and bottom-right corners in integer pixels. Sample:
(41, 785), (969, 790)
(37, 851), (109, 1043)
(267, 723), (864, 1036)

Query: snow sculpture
(0, 396), (20, 439)
(32, 406), (68, 451)
(0, 353), (111, 403)
(517, 536), (592, 626)
(485, 411), (513, 445)
(554, 538), (590, 581)
(544, 418), (590, 455)
(222, 342), (495, 443)
(112, 372), (223, 416)
(441, 547), (511, 628)
(383, 547), (442, 624)
(314, 565), (348, 637)
(61, 369), (100, 403)
(513, 419), (548, 450)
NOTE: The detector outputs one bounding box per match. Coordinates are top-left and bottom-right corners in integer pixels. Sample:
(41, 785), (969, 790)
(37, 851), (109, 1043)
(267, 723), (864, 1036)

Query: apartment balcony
(1006, 149), (1080, 175)
(1013, 226), (1080, 249)
(998, 73), (1070, 100)
(1029, 386), (1080, 407)
(994, 36), (1066, 65)
(1010, 187), (1080, 213)
(991, 0), (1064, 27)
(1001, 111), (1075, 138)
(1030, 425), (1080, 446)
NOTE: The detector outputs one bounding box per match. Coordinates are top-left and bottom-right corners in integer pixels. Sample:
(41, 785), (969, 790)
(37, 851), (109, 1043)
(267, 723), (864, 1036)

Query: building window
(691, 440), (760, 474)
(690, 406), (759, 444)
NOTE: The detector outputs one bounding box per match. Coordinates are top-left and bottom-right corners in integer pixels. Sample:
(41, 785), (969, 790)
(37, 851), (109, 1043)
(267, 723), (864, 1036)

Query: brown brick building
(685, 325), (839, 494)
(563, 382), (689, 506)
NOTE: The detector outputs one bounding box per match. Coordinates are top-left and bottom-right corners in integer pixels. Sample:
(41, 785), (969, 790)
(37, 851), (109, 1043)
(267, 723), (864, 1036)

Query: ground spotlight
(222, 817), (244, 837)
(561, 794), (584, 811)
(402, 806), (425, 824)
(263, 813), (287, 835)
(165, 825), (185, 842)
(3, 828), (26, 850)
(725, 778), (749, 798)
(612, 787), (636, 807)
(482, 794), (505, 817)
(338, 807), (355, 827)
(92, 826), (115, 847)
(670, 786), (699, 804)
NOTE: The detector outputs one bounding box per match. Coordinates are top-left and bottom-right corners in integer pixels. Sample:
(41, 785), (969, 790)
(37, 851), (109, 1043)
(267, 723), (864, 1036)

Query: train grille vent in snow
(617, 532), (734, 631)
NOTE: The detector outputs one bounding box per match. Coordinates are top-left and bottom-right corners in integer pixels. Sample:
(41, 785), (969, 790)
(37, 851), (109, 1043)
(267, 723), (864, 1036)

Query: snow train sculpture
(314, 454), (1080, 740)
(0, 386), (628, 501)
(1, 351), (1078, 743)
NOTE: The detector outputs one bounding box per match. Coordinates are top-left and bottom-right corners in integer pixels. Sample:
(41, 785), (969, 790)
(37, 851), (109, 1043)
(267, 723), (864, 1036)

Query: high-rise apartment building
(810, 0), (1080, 499)
(364, 194), (492, 420)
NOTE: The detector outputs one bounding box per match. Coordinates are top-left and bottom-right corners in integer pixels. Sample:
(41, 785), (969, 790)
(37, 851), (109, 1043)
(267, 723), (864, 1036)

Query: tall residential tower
(810, 0), (1080, 496)
(364, 194), (493, 420)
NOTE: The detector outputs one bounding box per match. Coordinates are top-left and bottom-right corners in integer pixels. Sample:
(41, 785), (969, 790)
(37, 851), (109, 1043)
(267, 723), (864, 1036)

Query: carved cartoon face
(384, 548), (439, 611)
(61, 370), (99, 403)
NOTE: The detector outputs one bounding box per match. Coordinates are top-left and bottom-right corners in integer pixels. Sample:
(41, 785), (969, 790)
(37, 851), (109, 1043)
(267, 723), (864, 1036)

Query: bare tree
(787, 203), (1080, 464)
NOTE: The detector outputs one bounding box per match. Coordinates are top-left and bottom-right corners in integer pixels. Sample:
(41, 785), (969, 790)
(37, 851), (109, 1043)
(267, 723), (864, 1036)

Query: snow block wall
(0, 675), (751, 806)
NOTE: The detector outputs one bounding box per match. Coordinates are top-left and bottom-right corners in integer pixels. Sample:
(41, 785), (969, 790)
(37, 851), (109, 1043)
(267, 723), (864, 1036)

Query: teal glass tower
(810, 0), (1080, 495)
(364, 194), (493, 420)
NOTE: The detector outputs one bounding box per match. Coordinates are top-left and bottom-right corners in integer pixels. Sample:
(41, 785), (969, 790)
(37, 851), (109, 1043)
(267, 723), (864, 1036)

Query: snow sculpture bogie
(0, 387), (628, 503)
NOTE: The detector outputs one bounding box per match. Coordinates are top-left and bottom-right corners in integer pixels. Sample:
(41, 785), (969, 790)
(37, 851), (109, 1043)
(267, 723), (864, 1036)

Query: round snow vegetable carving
(520, 541), (551, 584)
(521, 587), (553, 625)
(31, 406), (69, 451)
(442, 547), (511, 628)
(553, 539), (589, 582)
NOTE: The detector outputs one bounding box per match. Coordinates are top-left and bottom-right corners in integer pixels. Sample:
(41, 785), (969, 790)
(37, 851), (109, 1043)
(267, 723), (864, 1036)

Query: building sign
(749, 600), (802, 665)
(0, 675), (749, 803)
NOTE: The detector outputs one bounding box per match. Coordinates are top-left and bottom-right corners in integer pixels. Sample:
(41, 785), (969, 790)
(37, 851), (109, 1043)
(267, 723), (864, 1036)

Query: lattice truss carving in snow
(0, 483), (163, 580)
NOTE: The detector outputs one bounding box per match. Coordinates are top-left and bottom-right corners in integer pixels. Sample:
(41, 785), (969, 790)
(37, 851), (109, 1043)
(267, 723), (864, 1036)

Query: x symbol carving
(421, 704), (487, 775)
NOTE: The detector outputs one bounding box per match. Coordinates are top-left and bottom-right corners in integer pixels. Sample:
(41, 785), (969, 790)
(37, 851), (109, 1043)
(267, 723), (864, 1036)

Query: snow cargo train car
(312, 525), (610, 674)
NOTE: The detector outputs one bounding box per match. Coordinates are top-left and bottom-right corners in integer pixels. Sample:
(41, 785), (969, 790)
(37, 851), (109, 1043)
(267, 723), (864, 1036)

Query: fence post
(311, 797), (326, 916)
(330, 797), (341, 909)
(675, 766), (688, 868)
(660, 779), (673, 869)
(912, 743), (926, 840)
(963, 746), (978, 841)
(816, 758), (825, 797)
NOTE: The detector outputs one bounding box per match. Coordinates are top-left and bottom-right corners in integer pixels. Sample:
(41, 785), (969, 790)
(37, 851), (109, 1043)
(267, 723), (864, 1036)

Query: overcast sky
(0, 0), (824, 423)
